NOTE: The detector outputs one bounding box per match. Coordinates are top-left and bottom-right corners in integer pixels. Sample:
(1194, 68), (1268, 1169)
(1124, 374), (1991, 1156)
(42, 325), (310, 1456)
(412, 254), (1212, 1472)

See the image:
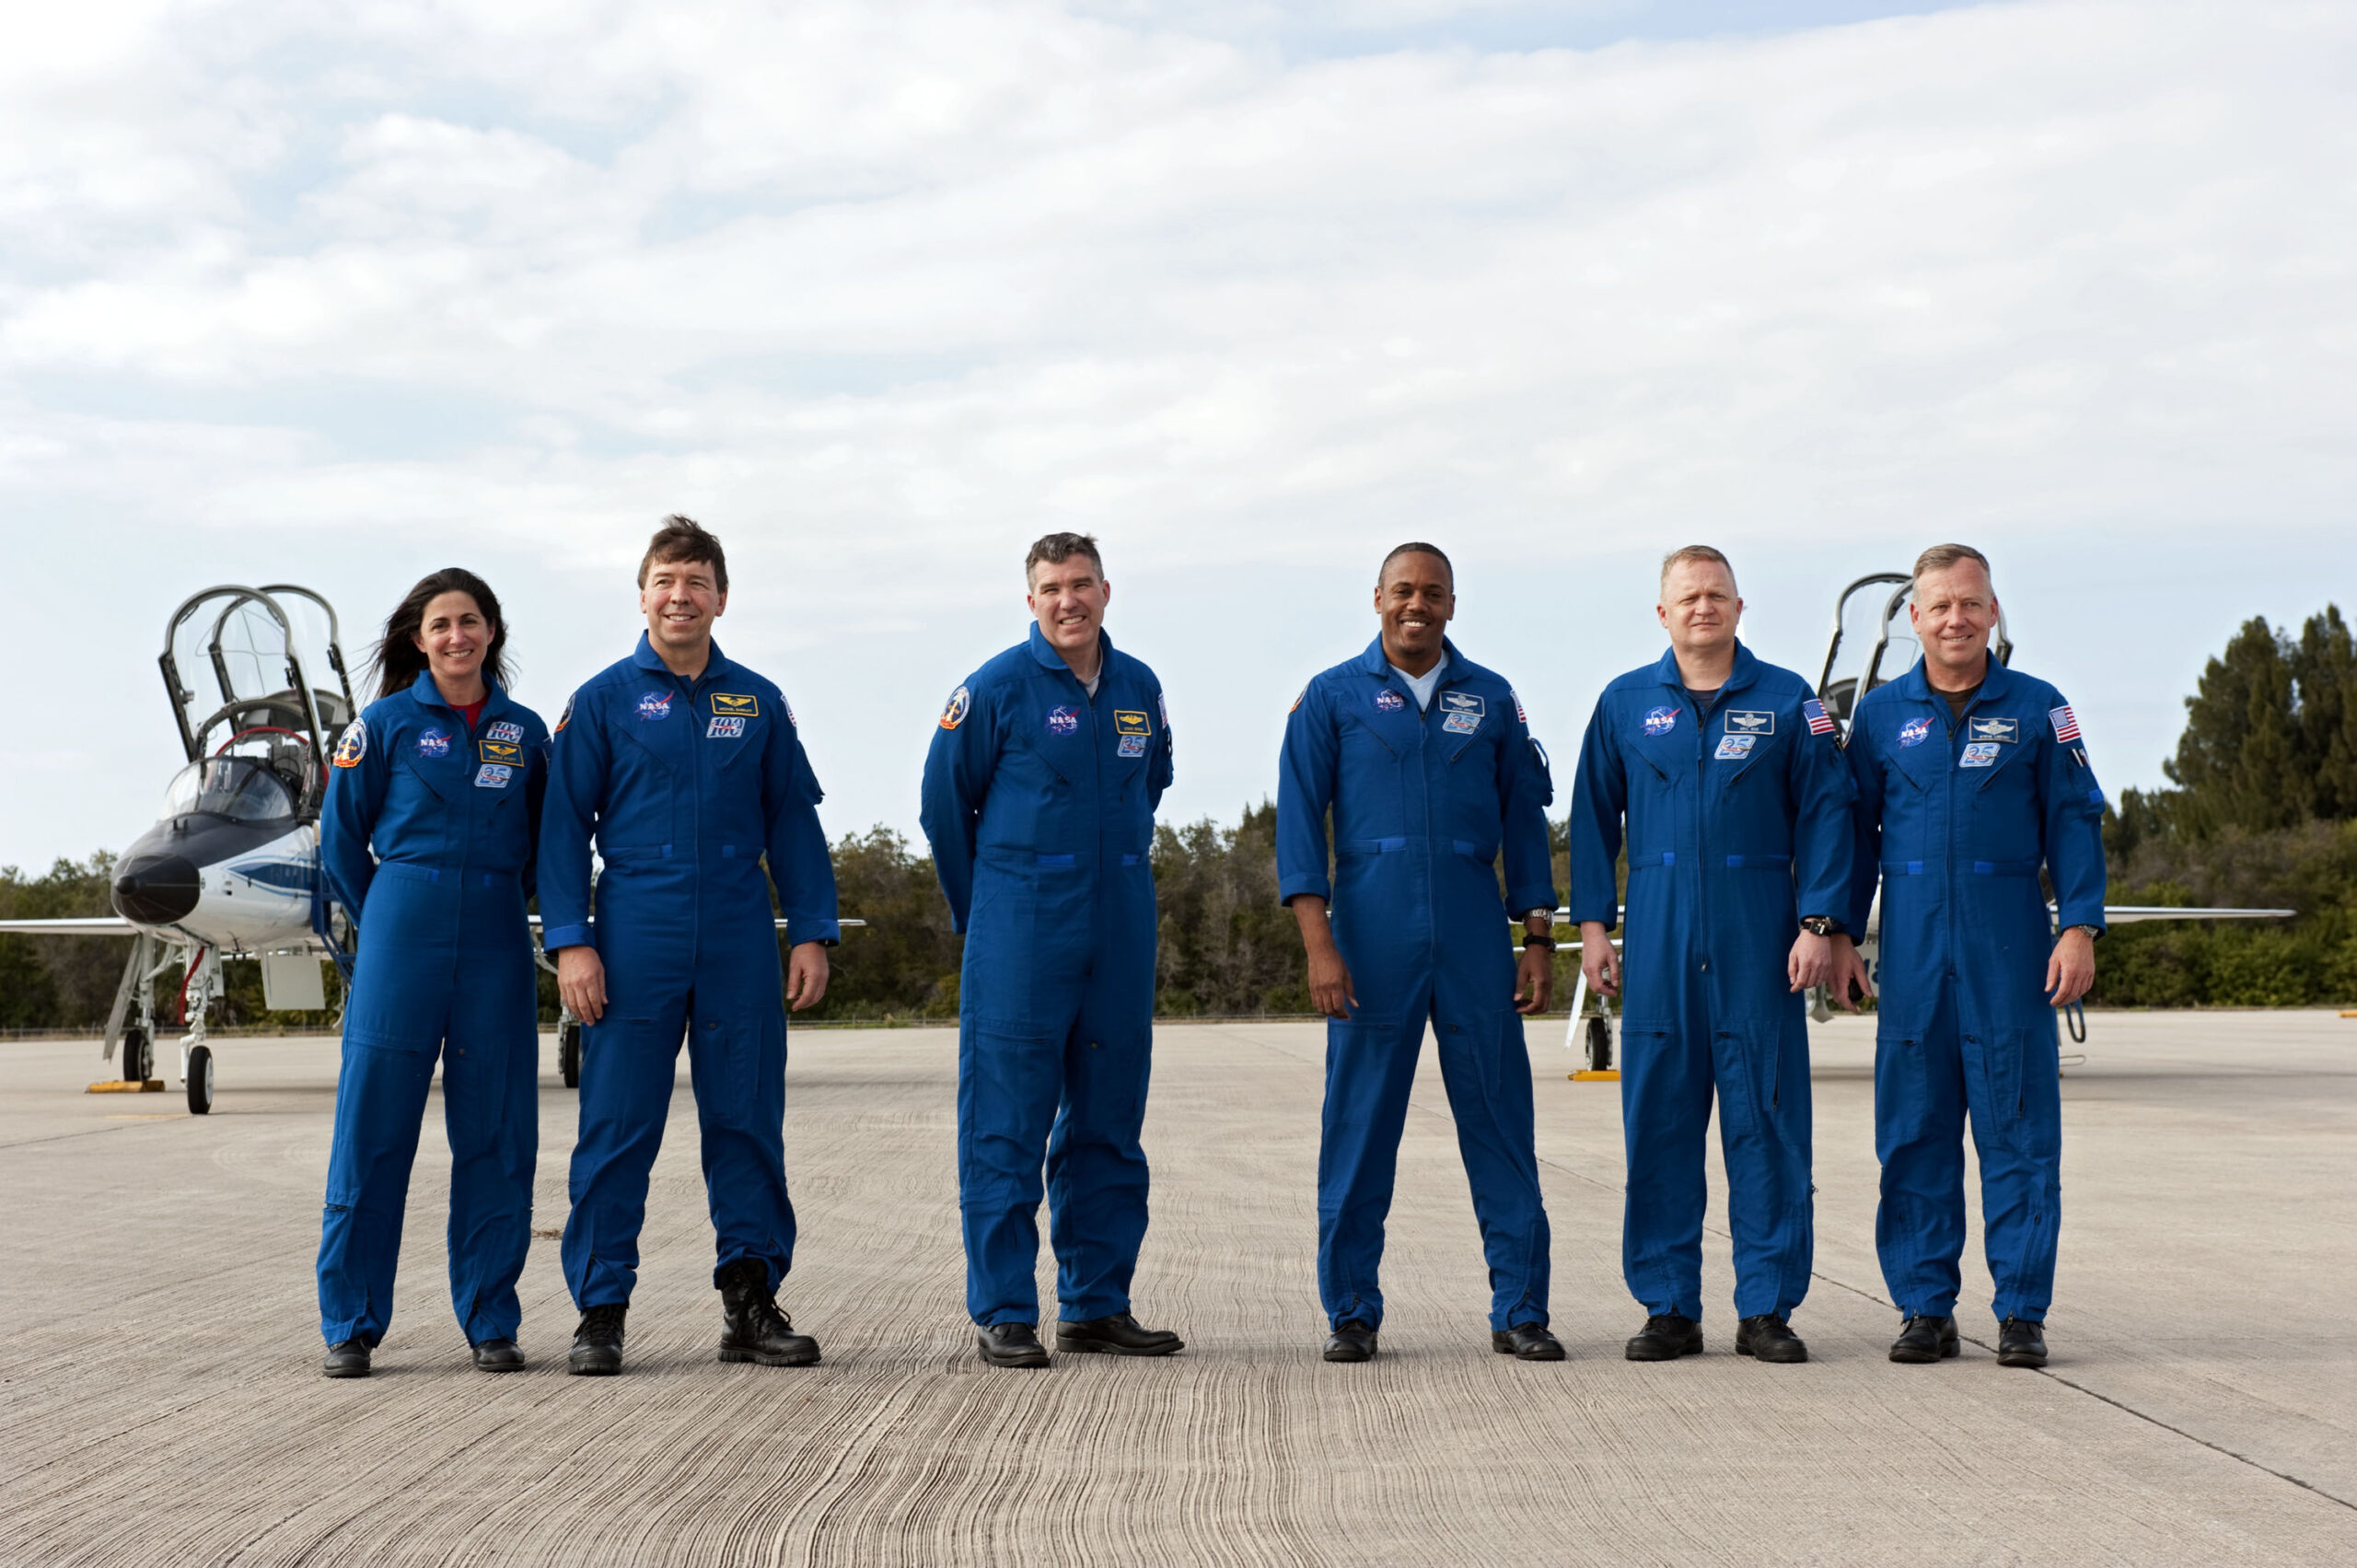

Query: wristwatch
(1799, 915), (1842, 938)
(2071, 923), (2102, 940)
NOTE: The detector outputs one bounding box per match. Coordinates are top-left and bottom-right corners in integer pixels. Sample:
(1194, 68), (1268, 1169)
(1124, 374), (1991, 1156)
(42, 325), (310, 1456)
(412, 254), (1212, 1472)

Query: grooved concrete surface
(1, 1012), (2351, 1566)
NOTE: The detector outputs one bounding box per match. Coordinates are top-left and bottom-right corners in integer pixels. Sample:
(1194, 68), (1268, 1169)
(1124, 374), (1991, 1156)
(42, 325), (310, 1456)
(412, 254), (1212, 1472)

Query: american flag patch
(1511, 688), (1527, 724)
(2049, 704), (2081, 742)
(1803, 699), (1835, 737)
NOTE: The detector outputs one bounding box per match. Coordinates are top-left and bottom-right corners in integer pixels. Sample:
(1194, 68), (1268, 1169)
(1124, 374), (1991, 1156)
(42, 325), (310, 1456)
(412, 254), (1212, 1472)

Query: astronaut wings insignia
(711, 693), (760, 718)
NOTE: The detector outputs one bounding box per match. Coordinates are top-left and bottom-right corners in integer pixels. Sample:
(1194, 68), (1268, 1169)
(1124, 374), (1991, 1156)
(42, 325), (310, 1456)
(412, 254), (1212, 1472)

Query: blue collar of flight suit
(629, 630), (737, 691)
(406, 677), (517, 728)
(1026, 620), (1120, 680)
(1644, 638), (1764, 699)
(1354, 633), (1467, 691)
(1887, 652), (2019, 712)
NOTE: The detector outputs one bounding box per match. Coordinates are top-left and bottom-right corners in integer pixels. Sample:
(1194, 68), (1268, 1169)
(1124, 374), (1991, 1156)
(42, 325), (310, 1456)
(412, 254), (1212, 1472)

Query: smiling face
(1656, 558), (1741, 660)
(1374, 552), (1454, 672)
(1910, 559), (1999, 686)
(641, 554), (726, 661)
(412, 590), (491, 693)
(1027, 552), (1109, 656)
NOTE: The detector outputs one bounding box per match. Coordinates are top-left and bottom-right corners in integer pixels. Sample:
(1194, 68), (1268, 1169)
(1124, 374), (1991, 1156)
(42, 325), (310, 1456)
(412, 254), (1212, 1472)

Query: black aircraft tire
(1585, 1016), (1613, 1074)
(559, 1025), (581, 1089)
(122, 1028), (150, 1082)
(186, 1045), (214, 1115)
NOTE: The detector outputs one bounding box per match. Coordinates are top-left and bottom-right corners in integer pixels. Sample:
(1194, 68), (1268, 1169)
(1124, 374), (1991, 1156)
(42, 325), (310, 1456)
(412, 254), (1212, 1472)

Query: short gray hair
(1911, 542), (1992, 588)
(1026, 532), (1104, 585)
(1659, 544), (1736, 592)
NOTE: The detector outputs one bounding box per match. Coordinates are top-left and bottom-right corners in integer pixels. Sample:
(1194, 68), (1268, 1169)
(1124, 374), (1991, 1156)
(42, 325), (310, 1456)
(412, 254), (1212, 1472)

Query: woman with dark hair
(314, 568), (550, 1377)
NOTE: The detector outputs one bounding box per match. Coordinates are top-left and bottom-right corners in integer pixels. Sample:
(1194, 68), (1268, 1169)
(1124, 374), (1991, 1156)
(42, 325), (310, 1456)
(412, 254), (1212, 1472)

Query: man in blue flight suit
(1276, 542), (1562, 1365)
(541, 516), (841, 1376)
(1567, 545), (1859, 1365)
(1830, 543), (2104, 1369)
(921, 533), (1183, 1369)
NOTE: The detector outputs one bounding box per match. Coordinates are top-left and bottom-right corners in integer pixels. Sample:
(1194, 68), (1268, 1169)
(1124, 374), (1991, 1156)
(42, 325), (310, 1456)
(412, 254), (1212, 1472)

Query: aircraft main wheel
(122, 1028), (151, 1082)
(186, 1045), (214, 1115)
(1585, 1016), (1613, 1074)
(559, 1023), (581, 1089)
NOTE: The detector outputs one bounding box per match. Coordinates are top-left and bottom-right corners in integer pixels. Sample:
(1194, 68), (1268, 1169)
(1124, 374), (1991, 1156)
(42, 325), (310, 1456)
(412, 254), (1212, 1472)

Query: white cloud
(1, 0), (2351, 864)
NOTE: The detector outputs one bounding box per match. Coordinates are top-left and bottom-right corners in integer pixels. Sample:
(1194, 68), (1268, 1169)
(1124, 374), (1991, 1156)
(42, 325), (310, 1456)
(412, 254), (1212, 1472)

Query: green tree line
(6, 605), (2351, 1028)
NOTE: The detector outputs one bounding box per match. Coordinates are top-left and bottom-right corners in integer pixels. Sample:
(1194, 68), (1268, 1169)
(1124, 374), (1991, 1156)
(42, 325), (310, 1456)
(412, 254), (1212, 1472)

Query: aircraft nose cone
(113, 853), (200, 926)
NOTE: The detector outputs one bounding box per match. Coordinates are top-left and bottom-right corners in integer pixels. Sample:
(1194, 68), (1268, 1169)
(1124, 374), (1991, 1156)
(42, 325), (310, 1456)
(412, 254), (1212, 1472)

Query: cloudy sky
(3, 0), (2351, 871)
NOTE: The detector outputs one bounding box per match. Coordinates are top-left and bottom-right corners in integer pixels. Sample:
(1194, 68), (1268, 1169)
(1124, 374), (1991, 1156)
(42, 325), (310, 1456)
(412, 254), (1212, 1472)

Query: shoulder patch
(940, 685), (971, 730)
(2049, 704), (2082, 742)
(1802, 698), (1836, 738)
(555, 694), (574, 733)
(331, 719), (367, 768)
(1511, 688), (1527, 724)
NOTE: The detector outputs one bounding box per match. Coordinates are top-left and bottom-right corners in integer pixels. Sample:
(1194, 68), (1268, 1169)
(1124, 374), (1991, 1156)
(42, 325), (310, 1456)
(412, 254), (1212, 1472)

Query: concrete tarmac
(0, 1010), (2351, 1566)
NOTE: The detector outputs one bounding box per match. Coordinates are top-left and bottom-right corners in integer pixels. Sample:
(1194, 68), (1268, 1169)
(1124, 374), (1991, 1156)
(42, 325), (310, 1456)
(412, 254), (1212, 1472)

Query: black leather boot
(1056, 1313), (1184, 1356)
(716, 1259), (819, 1366)
(1736, 1315), (1807, 1364)
(1888, 1314), (1959, 1364)
(1491, 1323), (1566, 1361)
(470, 1337), (526, 1373)
(569, 1303), (627, 1376)
(977, 1322), (1051, 1367)
(321, 1338), (371, 1378)
(1997, 1316), (2048, 1368)
(1624, 1314), (1704, 1361)
(1323, 1320), (1378, 1363)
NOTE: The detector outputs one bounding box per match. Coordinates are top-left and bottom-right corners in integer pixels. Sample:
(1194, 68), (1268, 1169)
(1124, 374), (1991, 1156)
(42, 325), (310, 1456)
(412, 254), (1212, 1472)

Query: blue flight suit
(919, 624), (1174, 1326)
(1845, 658), (2107, 1326)
(540, 634), (841, 1308)
(316, 680), (548, 1350)
(1566, 643), (1855, 1324)
(1276, 637), (1558, 1332)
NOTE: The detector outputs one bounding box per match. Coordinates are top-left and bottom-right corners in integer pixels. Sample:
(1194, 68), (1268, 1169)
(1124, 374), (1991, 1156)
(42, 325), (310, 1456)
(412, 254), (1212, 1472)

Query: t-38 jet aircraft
(0, 583), (853, 1115)
(1558, 571), (2293, 1075)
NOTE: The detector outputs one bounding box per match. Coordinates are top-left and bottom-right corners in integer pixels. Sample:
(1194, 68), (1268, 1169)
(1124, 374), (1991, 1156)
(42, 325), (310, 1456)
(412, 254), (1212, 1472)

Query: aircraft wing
(2091, 906), (2296, 924)
(0, 917), (140, 936)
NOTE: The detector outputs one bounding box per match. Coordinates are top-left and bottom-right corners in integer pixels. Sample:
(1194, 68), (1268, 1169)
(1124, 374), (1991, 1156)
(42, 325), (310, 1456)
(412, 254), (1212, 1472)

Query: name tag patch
(708, 715), (747, 739)
(1117, 734), (1148, 758)
(1443, 712), (1480, 735)
(479, 739), (522, 765)
(1968, 716), (2017, 744)
(1642, 705), (1678, 737)
(1441, 691), (1485, 716)
(1715, 735), (1757, 760)
(485, 720), (524, 745)
(474, 764), (513, 789)
(712, 692), (759, 717)
(1725, 710), (1773, 736)
(1960, 741), (2003, 768)
(1113, 709), (1151, 736)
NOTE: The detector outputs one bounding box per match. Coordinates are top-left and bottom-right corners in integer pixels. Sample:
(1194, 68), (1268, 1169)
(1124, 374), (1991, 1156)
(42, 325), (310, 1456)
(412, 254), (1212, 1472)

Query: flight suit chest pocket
(618, 690), (690, 772)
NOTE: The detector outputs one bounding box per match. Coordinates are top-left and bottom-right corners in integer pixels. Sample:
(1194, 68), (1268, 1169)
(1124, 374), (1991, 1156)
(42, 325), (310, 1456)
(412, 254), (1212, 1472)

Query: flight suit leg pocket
(1873, 1025), (1931, 1154)
(959, 1024), (1058, 1210)
(2005, 1025), (2062, 1159)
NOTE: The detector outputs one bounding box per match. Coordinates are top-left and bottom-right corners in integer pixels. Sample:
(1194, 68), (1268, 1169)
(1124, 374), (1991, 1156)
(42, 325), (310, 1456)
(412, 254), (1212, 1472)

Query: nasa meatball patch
(636, 691), (673, 722)
(1046, 705), (1080, 736)
(1642, 705), (1678, 737)
(331, 720), (367, 769)
(416, 727), (452, 759)
(1375, 689), (1406, 713)
(1898, 716), (1933, 749)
